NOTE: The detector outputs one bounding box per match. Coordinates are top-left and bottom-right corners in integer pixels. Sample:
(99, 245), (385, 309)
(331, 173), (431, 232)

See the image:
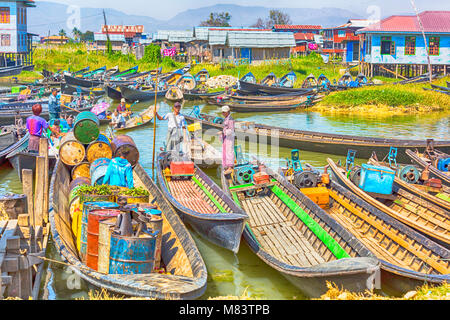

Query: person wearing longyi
(48, 88), (61, 120)
(218, 105), (235, 174)
(155, 102), (187, 157)
(26, 104), (58, 153)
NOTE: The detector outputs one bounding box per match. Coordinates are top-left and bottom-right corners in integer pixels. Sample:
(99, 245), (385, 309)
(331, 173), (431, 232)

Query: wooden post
(22, 169), (34, 228)
(33, 157), (45, 227)
(39, 138), (49, 224)
(395, 64), (398, 79)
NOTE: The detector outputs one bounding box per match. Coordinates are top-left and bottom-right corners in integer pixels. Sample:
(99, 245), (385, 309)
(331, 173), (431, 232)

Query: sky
(42, 0), (450, 20)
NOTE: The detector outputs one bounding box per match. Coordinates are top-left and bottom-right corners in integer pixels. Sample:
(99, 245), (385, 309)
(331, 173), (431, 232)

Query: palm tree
(72, 27), (82, 42)
(58, 29), (66, 37)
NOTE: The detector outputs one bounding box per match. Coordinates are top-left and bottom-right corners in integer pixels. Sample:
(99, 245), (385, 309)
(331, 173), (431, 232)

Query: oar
(61, 103), (81, 113)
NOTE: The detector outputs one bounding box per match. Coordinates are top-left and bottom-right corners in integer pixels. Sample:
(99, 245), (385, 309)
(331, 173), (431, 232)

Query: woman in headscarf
(219, 105), (235, 173)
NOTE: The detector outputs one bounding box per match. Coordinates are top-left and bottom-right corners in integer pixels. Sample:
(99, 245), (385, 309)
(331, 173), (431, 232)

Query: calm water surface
(1, 98), (448, 299)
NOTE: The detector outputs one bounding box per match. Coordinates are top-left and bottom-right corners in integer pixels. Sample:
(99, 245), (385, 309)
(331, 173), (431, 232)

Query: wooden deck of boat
(167, 179), (217, 214)
(240, 195), (326, 267)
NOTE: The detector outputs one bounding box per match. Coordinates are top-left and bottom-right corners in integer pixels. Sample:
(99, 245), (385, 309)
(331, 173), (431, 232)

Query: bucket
(86, 133), (113, 163)
(71, 162), (91, 180)
(109, 233), (156, 274)
(90, 158), (111, 186)
(79, 201), (119, 262)
(86, 209), (121, 271)
(73, 111), (100, 144)
(59, 132), (86, 166)
(111, 135), (139, 167)
(98, 217), (117, 274)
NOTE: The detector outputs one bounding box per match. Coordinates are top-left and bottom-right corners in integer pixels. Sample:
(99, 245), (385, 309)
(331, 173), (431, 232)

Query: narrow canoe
(260, 72), (278, 87)
(49, 160), (208, 299)
(115, 104), (159, 132)
(327, 158), (450, 248)
(165, 86), (184, 102)
(176, 73), (197, 91)
(64, 75), (103, 88)
(226, 92), (306, 102)
(183, 90), (224, 101)
(0, 129), (19, 165)
(156, 152), (248, 253)
(106, 85), (122, 101)
(279, 72), (297, 88)
(369, 157), (450, 211)
(406, 149), (450, 187)
(120, 86), (168, 102)
(207, 96), (310, 113)
(220, 166), (380, 297)
(295, 178), (450, 294)
(239, 80), (313, 95)
(301, 74), (317, 88)
(194, 69), (209, 83)
(184, 113), (450, 162)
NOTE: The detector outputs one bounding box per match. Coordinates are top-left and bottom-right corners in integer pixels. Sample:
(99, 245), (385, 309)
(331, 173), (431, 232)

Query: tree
(80, 31), (94, 42)
(142, 44), (162, 64)
(58, 29), (66, 37)
(200, 12), (231, 27)
(251, 10), (292, 29)
(72, 27), (82, 42)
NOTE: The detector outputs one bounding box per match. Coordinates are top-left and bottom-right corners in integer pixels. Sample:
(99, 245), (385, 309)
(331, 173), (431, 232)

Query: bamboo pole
(151, 60), (160, 173)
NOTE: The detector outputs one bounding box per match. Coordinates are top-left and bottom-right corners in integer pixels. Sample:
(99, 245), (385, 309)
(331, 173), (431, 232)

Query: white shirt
(163, 112), (186, 130)
(111, 113), (125, 124)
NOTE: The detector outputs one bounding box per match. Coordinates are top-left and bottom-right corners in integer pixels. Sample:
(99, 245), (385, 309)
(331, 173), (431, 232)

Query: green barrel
(74, 111), (100, 144)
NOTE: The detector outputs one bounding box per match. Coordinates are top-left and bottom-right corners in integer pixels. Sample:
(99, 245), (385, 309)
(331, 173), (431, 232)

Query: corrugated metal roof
(357, 11), (450, 34)
(208, 29), (229, 45)
(153, 30), (194, 42)
(194, 27), (210, 41)
(273, 25), (322, 30)
(226, 31), (295, 48)
(94, 33), (125, 42)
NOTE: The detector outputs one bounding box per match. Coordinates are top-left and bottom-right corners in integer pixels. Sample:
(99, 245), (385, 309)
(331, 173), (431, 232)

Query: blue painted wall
(0, 1), (30, 54)
(365, 33), (450, 65)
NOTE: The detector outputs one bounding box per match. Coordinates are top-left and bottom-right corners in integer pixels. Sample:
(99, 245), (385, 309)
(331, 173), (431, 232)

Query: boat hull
(64, 75), (103, 88)
(120, 86), (167, 102)
(106, 86), (122, 100)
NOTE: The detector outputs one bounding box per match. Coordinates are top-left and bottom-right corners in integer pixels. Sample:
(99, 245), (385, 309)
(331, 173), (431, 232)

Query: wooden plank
(0, 220), (18, 267)
(39, 138), (49, 224)
(22, 169), (34, 226)
(34, 156), (45, 227)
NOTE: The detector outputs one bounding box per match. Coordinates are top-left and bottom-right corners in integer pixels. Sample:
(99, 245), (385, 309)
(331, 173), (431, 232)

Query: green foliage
(200, 12), (232, 27)
(142, 44), (162, 64)
(119, 187), (149, 197)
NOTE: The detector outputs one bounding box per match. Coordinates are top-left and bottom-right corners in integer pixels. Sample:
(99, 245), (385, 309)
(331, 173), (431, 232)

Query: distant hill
(28, 2), (362, 36)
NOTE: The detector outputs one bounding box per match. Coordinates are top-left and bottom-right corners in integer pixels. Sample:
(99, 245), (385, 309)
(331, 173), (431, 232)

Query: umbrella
(91, 102), (110, 115)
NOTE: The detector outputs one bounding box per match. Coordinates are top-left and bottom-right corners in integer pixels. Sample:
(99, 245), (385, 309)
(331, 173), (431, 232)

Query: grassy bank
(313, 76), (450, 114)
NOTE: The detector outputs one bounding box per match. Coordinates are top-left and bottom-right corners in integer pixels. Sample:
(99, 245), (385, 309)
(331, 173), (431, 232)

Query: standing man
(219, 105), (235, 174)
(155, 102), (187, 159)
(26, 104), (57, 153)
(48, 88), (61, 120)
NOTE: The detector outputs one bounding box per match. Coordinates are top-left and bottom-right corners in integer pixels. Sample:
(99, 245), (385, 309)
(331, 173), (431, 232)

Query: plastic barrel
(111, 135), (139, 167)
(109, 233), (156, 274)
(98, 218), (117, 274)
(90, 158), (111, 186)
(79, 201), (119, 262)
(86, 133), (113, 163)
(86, 209), (121, 271)
(59, 132), (86, 166)
(73, 111), (100, 144)
(71, 162), (91, 180)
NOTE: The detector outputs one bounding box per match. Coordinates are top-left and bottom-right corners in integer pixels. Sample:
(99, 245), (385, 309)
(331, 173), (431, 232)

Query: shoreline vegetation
(2, 43), (449, 115)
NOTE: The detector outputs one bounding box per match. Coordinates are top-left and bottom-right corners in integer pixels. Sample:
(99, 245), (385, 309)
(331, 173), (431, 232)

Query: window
(405, 36), (415, 55)
(1, 34), (10, 46)
(0, 7), (10, 24)
(338, 30), (346, 37)
(381, 36), (395, 55)
(429, 37), (439, 55)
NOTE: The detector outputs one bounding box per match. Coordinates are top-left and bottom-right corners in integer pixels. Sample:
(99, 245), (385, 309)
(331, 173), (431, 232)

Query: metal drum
(98, 218), (117, 274)
(109, 233), (157, 274)
(73, 111), (100, 144)
(59, 132), (86, 166)
(79, 201), (119, 262)
(86, 133), (113, 163)
(71, 162), (91, 180)
(86, 209), (121, 271)
(90, 158), (111, 186)
(139, 205), (163, 270)
(111, 135), (139, 167)
(120, 195), (149, 204)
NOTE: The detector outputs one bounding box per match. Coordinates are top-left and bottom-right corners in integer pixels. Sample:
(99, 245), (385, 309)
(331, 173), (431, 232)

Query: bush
(142, 44), (162, 64)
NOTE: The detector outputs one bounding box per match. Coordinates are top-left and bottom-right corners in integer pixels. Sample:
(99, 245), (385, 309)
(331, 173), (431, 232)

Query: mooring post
(39, 138), (49, 223)
(34, 157), (45, 227)
(22, 169), (35, 253)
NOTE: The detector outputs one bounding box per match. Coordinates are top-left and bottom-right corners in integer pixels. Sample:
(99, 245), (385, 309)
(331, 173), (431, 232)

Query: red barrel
(111, 135), (139, 167)
(86, 209), (121, 270)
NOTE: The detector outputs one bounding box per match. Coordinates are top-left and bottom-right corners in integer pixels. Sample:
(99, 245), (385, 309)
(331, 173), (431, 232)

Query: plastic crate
(253, 172), (270, 185)
(170, 161), (195, 175)
(359, 164), (395, 195)
(301, 187), (330, 209)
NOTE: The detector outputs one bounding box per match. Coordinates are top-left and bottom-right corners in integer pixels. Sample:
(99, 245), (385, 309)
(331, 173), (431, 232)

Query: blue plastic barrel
(90, 158), (111, 186)
(109, 234), (156, 274)
(79, 201), (119, 262)
(437, 158), (450, 172)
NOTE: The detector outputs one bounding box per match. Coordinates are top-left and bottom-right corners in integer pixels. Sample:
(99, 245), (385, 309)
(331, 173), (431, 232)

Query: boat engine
(293, 171), (318, 189)
(397, 165), (420, 184)
(233, 165), (255, 186)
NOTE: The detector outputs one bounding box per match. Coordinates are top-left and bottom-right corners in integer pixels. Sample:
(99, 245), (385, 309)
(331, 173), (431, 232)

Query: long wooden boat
(0, 65), (24, 78)
(220, 166), (380, 297)
(224, 97), (309, 113)
(61, 84), (105, 96)
(120, 85), (168, 102)
(156, 152), (248, 253)
(50, 160), (208, 299)
(6, 134), (57, 181)
(183, 90), (224, 101)
(226, 92), (305, 102)
(194, 69), (209, 83)
(327, 158), (450, 248)
(406, 149), (450, 187)
(240, 72), (256, 84)
(279, 71), (297, 88)
(115, 104), (159, 132)
(165, 86), (184, 102)
(70, 66), (90, 76)
(239, 80), (313, 96)
(184, 112), (450, 162)
(294, 177), (450, 294)
(82, 66), (106, 78)
(369, 157), (449, 211)
(0, 128), (19, 165)
(64, 74), (103, 88)
(189, 135), (221, 169)
(176, 73), (196, 91)
(110, 65), (139, 79)
(301, 73), (318, 88)
(164, 69), (184, 86)
(106, 85), (122, 100)
(260, 72), (277, 86)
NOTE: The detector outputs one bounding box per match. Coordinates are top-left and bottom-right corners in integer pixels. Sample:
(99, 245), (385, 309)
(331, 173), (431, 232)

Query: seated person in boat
(102, 149), (134, 189)
(49, 119), (64, 139)
(217, 105), (235, 174)
(26, 104), (58, 153)
(117, 98), (131, 117)
(155, 102), (188, 159)
(111, 110), (126, 128)
(65, 114), (74, 128)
